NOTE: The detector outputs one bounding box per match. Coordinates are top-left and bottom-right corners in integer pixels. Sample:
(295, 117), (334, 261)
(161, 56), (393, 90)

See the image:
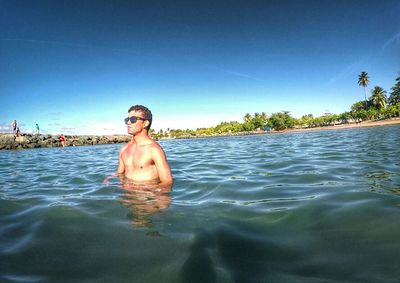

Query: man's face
(127, 110), (146, 135)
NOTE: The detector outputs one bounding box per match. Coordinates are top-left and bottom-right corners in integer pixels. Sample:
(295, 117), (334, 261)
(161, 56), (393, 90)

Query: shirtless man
(12, 120), (17, 134)
(118, 105), (173, 186)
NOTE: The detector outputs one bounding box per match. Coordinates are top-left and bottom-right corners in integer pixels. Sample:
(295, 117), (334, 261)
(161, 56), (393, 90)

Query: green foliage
(358, 71), (369, 88)
(366, 108), (379, 120)
(297, 114), (314, 128)
(215, 121), (244, 133)
(242, 122), (256, 131)
(268, 111), (295, 131)
(252, 112), (268, 129)
(352, 109), (368, 121)
(369, 86), (387, 111)
(338, 112), (352, 122)
(196, 127), (214, 136)
(322, 113), (339, 125)
(309, 114), (340, 127)
(243, 113), (252, 123)
(382, 102), (400, 118)
(241, 112), (268, 131)
(168, 129), (196, 138)
(351, 101), (369, 112)
(388, 76), (400, 105)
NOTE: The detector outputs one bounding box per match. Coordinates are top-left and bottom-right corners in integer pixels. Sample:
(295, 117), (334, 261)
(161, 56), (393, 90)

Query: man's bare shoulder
(120, 142), (133, 153)
(144, 140), (165, 154)
(153, 140), (164, 149)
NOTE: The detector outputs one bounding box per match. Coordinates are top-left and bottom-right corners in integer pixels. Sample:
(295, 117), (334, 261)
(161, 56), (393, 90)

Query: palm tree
(388, 76), (400, 105)
(243, 113), (252, 123)
(260, 112), (268, 120)
(260, 112), (268, 125)
(358, 71), (370, 107)
(369, 86), (387, 111)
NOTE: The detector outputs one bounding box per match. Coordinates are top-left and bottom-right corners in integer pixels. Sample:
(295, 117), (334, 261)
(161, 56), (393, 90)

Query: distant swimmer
(117, 105), (173, 187)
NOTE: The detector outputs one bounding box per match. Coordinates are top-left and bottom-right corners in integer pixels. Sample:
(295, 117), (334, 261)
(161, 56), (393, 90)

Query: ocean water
(1, 125), (400, 283)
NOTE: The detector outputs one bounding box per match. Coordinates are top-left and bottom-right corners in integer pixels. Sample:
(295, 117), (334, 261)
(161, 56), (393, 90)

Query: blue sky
(1, 0), (399, 135)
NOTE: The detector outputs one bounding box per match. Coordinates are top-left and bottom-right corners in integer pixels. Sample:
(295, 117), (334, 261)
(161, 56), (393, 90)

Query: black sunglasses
(124, 116), (145, 124)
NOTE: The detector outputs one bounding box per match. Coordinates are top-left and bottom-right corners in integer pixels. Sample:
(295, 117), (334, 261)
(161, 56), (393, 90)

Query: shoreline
(1, 118), (399, 150)
(160, 118), (400, 140)
(272, 117), (400, 135)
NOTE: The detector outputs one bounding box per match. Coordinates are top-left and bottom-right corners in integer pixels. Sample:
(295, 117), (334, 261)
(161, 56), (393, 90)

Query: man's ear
(143, 120), (150, 129)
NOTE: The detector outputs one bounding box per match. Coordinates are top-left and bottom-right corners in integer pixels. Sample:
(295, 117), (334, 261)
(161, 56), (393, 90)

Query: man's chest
(122, 147), (153, 168)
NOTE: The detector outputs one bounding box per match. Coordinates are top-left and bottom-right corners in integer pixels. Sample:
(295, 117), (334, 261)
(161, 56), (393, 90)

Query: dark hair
(128, 105), (153, 130)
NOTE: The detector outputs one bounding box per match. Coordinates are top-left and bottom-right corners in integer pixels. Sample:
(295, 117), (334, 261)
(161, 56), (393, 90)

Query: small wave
(1, 274), (45, 282)
(1, 221), (41, 255)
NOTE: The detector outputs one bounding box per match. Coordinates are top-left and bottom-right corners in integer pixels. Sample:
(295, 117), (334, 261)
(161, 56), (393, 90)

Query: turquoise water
(1, 125), (400, 282)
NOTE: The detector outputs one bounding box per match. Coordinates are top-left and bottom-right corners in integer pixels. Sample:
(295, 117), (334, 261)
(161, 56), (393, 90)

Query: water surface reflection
(118, 177), (171, 228)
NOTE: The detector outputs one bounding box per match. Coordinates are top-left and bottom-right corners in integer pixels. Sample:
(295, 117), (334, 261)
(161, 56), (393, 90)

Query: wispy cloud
(329, 60), (366, 85)
(382, 31), (400, 50)
(24, 129), (34, 134)
(0, 38), (133, 53)
(48, 112), (63, 116)
(222, 69), (266, 82)
(60, 127), (76, 134)
(48, 112), (63, 121)
(48, 123), (61, 127)
(0, 122), (11, 133)
(75, 121), (125, 135)
(1, 38), (94, 48)
(206, 64), (267, 82)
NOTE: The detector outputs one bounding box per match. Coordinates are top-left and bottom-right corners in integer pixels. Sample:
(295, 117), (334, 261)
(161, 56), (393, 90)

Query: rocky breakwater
(0, 134), (131, 150)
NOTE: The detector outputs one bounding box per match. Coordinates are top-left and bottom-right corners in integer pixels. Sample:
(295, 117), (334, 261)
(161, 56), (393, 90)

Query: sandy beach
(201, 118), (400, 137)
(277, 118), (400, 135)
(159, 118), (400, 140)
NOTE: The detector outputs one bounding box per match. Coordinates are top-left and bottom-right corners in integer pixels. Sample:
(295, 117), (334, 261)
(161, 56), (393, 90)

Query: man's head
(126, 105), (153, 135)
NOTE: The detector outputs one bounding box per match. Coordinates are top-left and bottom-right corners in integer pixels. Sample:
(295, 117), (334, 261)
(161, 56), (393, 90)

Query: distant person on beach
(35, 124), (40, 135)
(117, 105), (173, 187)
(60, 134), (66, 147)
(12, 120), (17, 134)
(16, 127), (20, 137)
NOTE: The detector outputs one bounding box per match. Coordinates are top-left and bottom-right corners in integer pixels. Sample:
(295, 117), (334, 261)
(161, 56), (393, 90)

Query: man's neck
(132, 131), (151, 145)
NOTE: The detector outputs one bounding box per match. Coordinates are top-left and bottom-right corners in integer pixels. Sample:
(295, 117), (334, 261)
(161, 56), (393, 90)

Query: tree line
(150, 73), (400, 139)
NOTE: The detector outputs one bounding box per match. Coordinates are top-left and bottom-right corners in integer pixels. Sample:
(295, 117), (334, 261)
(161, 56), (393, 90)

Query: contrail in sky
(0, 38), (131, 52)
(206, 64), (267, 83)
(382, 31), (400, 50)
(328, 60), (366, 85)
(1, 38), (267, 83)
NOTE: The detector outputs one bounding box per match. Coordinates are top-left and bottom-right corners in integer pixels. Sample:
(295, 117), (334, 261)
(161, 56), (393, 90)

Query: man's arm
(152, 145), (173, 186)
(117, 147), (125, 174)
(104, 147), (124, 184)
